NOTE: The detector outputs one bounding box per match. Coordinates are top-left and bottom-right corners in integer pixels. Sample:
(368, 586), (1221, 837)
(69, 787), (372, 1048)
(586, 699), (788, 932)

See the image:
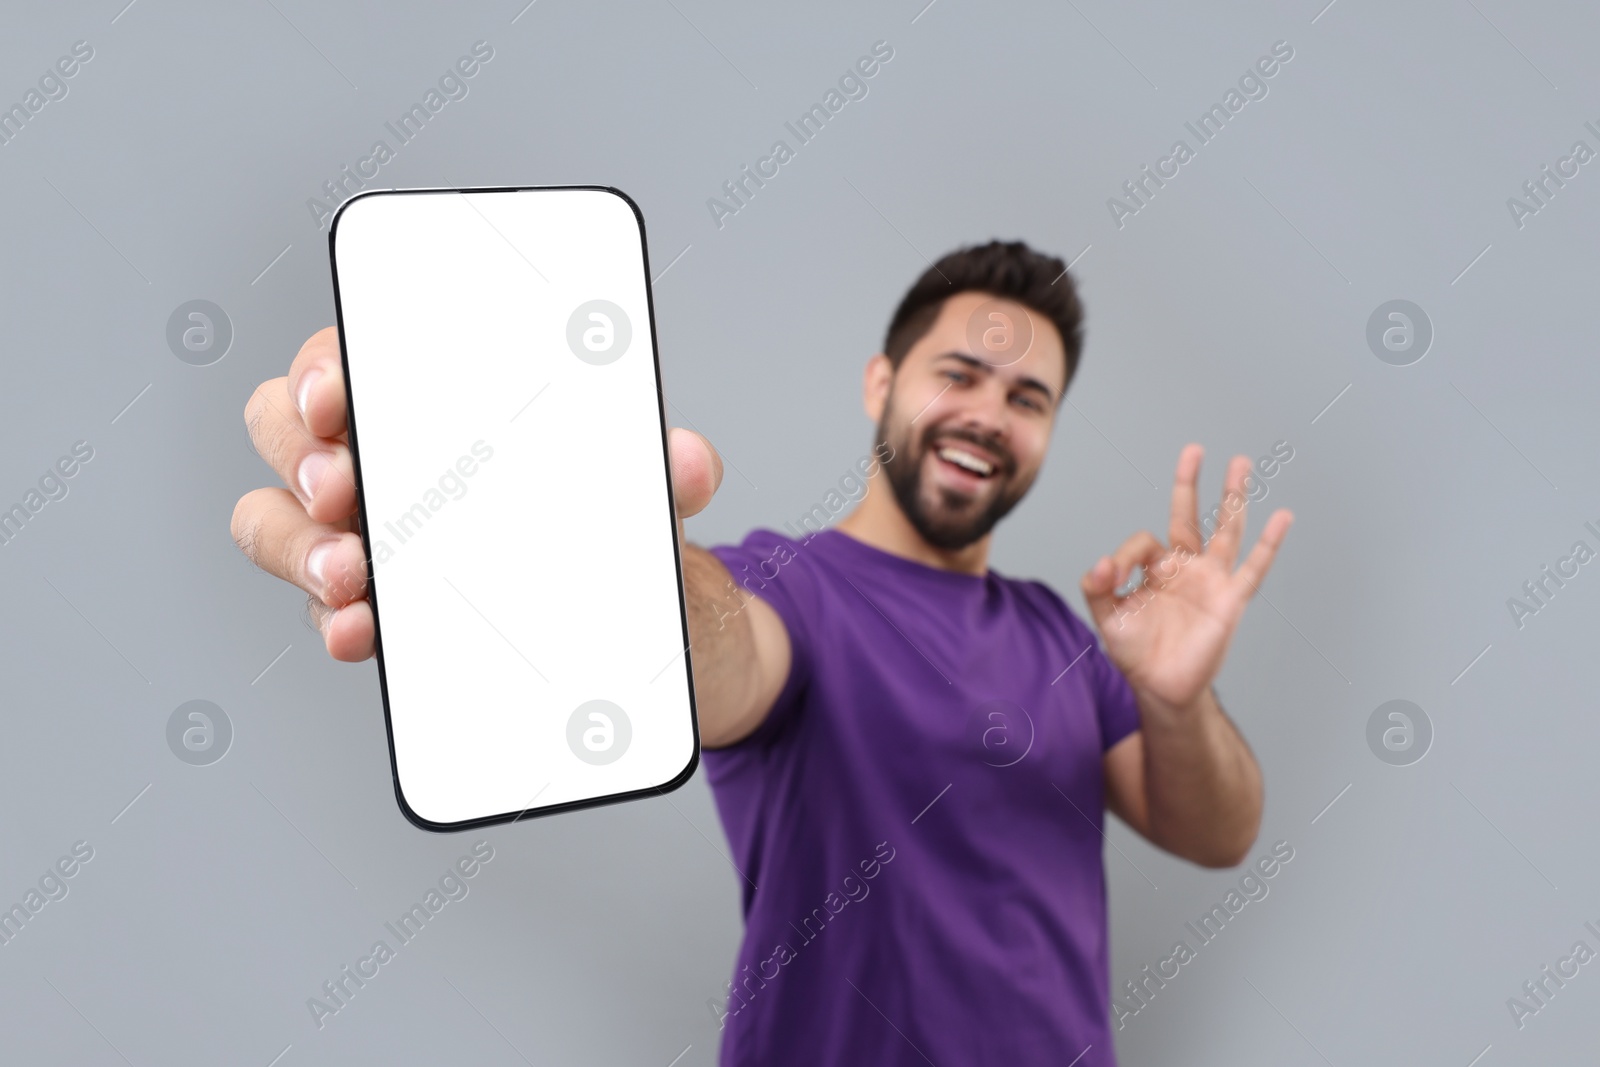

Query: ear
(863, 352), (893, 422)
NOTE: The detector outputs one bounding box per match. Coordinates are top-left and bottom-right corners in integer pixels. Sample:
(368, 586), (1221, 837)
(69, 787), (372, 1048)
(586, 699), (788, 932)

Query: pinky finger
(1233, 509), (1294, 596)
(305, 596), (376, 662)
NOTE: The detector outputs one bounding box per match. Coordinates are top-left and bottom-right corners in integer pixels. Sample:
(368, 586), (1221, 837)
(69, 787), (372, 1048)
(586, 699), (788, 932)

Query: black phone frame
(327, 184), (702, 833)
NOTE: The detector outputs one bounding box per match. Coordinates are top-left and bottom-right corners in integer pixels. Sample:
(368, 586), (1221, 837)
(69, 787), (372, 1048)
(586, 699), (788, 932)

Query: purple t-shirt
(704, 527), (1143, 1066)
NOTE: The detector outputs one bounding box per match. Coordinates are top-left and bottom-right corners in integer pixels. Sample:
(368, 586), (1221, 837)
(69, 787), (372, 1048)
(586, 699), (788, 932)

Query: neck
(833, 476), (990, 576)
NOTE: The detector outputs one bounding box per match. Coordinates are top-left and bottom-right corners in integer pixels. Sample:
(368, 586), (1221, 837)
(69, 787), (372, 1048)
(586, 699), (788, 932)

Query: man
(233, 239), (1292, 1065)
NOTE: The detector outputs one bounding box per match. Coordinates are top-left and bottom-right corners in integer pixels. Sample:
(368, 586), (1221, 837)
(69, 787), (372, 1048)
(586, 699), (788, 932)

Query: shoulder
(706, 527), (818, 585)
(703, 528), (836, 645)
(708, 525), (806, 555)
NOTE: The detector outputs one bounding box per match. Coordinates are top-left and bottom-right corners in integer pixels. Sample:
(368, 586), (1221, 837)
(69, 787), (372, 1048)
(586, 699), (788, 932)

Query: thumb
(670, 426), (723, 524)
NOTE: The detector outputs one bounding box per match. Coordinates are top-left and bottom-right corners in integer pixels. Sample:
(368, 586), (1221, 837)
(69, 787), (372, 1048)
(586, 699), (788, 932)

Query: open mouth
(934, 443), (1000, 482)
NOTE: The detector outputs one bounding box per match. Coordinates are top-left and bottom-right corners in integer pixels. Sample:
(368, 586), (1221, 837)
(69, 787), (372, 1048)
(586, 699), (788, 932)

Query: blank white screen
(332, 187), (696, 827)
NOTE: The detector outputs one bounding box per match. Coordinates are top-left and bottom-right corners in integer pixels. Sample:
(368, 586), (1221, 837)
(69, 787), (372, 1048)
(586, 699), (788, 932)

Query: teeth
(937, 446), (994, 476)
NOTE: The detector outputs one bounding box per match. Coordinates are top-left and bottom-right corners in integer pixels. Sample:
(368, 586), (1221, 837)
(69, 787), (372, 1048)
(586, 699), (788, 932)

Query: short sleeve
(1032, 581), (1142, 752)
(1087, 637), (1141, 751)
(704, 528), (818, 749)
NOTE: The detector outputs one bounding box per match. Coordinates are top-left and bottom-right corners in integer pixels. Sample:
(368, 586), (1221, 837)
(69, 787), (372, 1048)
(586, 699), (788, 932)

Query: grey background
(1, 0), (1595, 1063)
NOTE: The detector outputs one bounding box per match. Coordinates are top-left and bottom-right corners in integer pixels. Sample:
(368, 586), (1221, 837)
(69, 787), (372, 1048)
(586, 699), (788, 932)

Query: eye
(1013, 394), (1044, 412)
(944, 370), (971, 384)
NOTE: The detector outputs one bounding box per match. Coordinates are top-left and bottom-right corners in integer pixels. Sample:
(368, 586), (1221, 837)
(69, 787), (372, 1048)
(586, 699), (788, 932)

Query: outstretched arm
(682, 540), (795, 749)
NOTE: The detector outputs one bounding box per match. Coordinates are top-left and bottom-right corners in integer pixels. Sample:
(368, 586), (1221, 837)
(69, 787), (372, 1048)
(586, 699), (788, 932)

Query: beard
(872, 386), (1037, 552)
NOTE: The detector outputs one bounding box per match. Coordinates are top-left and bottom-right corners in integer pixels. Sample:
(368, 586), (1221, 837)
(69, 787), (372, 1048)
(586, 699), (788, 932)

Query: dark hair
(881, 239), (1085, 397)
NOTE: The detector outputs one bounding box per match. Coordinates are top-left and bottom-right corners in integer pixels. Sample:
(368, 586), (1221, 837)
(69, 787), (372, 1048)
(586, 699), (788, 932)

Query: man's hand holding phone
(233, 326), (373, 661)
(231, 327), (724, 663)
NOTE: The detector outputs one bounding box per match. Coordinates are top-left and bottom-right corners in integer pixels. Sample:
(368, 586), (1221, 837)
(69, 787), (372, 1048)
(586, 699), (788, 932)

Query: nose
(955, 379), (1013, 436)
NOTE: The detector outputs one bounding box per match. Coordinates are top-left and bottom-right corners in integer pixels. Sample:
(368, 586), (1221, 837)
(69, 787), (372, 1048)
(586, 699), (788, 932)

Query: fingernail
(298, 451), (332, 502)
(296, 368), (324, 421)
(306, 539), (336, 595)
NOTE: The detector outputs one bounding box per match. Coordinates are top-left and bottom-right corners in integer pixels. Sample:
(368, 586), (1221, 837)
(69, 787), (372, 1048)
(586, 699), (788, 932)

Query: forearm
(680, 541), (767, 746)
(1136, 685), (1262, 867)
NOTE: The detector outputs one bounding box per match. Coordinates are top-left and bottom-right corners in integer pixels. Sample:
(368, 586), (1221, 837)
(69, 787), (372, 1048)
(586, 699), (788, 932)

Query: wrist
(1134, 683), (1217, 728)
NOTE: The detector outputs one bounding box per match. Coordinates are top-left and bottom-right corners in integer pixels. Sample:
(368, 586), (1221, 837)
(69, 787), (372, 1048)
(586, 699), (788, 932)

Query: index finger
(1081, 529), (1167, 631)
(288, 327), (348, 441)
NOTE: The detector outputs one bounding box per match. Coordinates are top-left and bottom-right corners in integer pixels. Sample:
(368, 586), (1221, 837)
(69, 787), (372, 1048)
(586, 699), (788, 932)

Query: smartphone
(328, 185), (698, 831)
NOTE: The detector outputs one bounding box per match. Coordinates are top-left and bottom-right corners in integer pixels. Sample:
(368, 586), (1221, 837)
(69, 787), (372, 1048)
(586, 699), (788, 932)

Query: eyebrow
(935, 352), (1057, 405)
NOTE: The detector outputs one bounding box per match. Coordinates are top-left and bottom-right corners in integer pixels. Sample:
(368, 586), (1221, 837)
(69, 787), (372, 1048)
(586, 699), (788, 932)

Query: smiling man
(232, 239), (1291, 1067)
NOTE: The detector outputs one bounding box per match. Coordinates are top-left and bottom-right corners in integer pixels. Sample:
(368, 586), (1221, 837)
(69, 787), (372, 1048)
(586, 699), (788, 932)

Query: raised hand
(1079, 443), (1293, 711)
